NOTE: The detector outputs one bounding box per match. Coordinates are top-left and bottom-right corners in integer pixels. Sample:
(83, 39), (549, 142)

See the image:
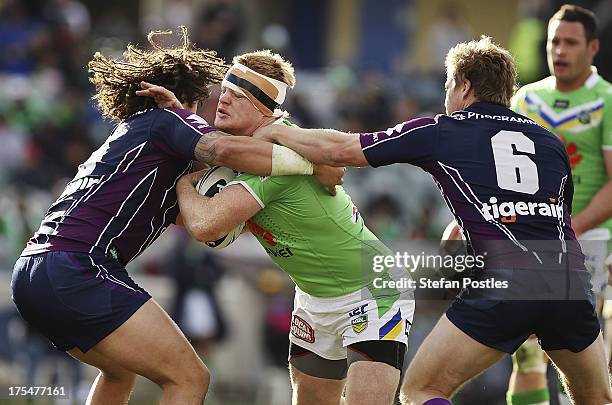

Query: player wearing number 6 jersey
(253, 36), (612, 405)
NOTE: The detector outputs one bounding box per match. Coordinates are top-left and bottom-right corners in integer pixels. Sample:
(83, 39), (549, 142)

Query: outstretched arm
(256, 117), (440, 169)
(192, 130), (274, 174)
(137, 81), (314, 175)
(138, 82), (344, 192)
(194, 132), (343, 194)
(253, 124), (368, 167)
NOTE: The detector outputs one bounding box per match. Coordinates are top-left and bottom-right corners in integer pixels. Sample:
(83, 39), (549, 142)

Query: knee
(400, 370), (425, 399)
(160, 357), (210, 393)
(180, 360), (211, 391)
(195, 362), (211, 391)
(400, 379), (447, 405)
(100, 368), (137, 388)
(346, 362), (399, 403)
(399, 384), (421, 405)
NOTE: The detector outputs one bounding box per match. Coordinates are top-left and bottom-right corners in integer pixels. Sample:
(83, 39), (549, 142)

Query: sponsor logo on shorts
(351, 315), (368, 334)
(405, 319), (412, 337)
(291, 315), (315, 343)
(348, 303), (368, 317)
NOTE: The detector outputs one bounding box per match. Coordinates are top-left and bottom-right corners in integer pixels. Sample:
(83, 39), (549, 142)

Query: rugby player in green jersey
(146, 51), (413, 405)
(509, 5), (612, 405)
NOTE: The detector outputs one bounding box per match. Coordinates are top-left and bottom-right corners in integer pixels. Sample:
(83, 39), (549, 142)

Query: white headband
(222, 63), (289, 116)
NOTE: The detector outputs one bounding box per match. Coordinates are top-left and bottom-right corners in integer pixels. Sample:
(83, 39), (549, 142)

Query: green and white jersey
(512, 67), (612, 233)
(228, 171), (392, 298)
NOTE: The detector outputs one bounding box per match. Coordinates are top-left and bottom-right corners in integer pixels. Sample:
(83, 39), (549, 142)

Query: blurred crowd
(0, 0), (610, 403)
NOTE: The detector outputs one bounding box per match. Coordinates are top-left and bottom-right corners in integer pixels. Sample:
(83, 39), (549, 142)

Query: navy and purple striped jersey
(22, 107), (213, 264)
(360, 102), (577, 255)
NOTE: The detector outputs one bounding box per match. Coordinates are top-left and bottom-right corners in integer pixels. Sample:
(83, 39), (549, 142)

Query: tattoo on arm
(194, 131), (224, 165)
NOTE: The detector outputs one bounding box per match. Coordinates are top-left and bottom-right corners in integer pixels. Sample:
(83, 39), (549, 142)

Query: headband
(221, 63), (289, 116)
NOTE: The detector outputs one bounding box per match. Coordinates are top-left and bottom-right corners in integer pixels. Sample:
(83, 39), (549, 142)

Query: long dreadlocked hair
(88, 26), (228, 121)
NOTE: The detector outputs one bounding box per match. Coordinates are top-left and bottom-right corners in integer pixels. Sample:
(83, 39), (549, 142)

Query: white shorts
(289, 285), (415, 360)
(579, 228), (611, 293)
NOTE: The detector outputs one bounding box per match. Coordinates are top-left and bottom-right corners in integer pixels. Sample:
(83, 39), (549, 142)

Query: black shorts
(11, 251), (151, 352)
(446, 295), (600, 354)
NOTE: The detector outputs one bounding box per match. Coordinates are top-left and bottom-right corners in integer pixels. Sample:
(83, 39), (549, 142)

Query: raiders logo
(578, 111), (591, 124)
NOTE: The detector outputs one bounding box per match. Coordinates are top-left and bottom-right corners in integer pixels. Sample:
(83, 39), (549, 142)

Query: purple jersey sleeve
(359, 117), (439, 168)
(151, 108), (216, 160)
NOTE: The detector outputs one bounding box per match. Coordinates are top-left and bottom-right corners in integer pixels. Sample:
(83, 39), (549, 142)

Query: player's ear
(588, 38), (599, 57)
(461, 79), (472, 99)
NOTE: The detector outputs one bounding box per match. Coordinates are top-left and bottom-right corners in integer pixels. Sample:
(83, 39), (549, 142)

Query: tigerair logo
(481, 197), (563, 223)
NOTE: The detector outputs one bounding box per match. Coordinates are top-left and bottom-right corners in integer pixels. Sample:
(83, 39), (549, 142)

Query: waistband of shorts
(294, 285), (366, 304)
(485, 251), (586, 270)
(20, 247), (125, 267)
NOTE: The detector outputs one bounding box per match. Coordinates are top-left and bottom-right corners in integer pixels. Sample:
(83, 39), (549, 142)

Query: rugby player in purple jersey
(253, 37), (612, 405)
(10, 27), (341, 405)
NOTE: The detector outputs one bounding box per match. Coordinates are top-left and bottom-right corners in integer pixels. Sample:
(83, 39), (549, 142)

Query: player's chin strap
(222, 63), (289, 117)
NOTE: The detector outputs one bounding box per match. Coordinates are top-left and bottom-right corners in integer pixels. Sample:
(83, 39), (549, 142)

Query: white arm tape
(271, 144), (314, 176)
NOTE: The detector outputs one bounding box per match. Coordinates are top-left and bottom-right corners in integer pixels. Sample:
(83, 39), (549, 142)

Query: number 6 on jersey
(491, 130), (539, 194)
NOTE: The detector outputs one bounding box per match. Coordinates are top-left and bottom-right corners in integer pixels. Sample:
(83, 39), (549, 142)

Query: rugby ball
(195, 166), (245, 249)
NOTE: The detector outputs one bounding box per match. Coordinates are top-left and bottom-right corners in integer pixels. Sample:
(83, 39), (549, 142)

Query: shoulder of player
(158, 107), (214, 131)
(593, 77), (612, 101)
(515, 76), (555, 96)
(234, 172), (305, 187)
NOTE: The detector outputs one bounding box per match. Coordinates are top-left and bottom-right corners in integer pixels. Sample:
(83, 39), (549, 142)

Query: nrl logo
(351, 315), (368, 334)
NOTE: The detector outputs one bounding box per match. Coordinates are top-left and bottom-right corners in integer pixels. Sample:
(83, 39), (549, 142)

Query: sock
(423, 399), (452, 405)
(507, 388), (550, 405)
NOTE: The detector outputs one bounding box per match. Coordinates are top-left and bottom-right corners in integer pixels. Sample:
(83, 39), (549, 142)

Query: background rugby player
(509, 5), (612, 405)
